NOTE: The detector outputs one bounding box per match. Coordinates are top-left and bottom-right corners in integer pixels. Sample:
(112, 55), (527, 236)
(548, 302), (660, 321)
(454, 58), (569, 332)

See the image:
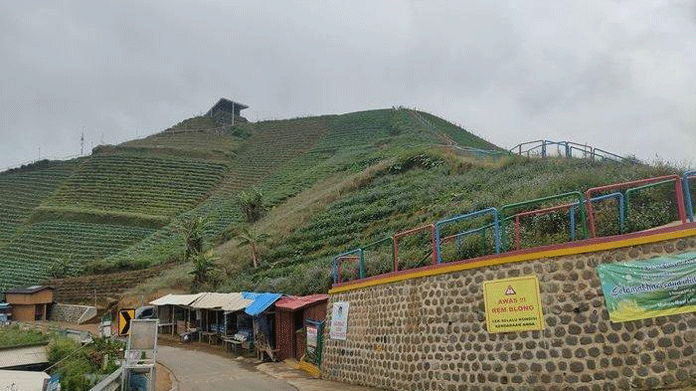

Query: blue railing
(569, 192), (624, 240)
(509, 140), (639, 164)
(333, 249), (364, 284)
(683, 170), (696, 223)
(434, 208), (501, 264)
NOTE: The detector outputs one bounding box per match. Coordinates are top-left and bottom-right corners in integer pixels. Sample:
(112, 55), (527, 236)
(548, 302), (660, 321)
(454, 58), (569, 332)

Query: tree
(235, 226), (269, 268)
(176, 217), (207, 261)
(190, 250), (217, 290)
(236, 187), (265, 223)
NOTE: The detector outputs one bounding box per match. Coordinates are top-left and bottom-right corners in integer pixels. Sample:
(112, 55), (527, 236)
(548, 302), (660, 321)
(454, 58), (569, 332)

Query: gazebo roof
(206, 98), (248, 115)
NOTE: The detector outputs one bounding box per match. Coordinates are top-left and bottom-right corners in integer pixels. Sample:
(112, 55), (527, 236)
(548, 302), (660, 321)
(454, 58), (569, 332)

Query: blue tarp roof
(242, 292), (283, 316)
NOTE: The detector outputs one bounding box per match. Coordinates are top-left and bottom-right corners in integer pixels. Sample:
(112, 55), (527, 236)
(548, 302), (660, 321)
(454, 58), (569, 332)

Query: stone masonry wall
(50, 303), (97, 324)
(322, 236), (696, 391)
(51, 266), (166, 304)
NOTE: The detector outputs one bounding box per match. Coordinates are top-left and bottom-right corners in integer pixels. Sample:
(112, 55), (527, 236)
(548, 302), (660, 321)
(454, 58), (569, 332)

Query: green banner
(597, 251), (696, 322)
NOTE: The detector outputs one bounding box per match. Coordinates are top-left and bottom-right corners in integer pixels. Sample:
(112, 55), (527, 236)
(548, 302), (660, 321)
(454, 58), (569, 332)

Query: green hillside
(0, 107), (684, 296)
(44, 154), (229, 217)
(0, 161), (77, 246)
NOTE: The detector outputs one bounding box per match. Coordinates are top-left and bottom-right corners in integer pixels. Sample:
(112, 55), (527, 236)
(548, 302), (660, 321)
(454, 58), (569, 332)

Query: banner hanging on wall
(597, 251), (696, 322)
(330, 302), (349, 340)
(483, 275), (544, 333)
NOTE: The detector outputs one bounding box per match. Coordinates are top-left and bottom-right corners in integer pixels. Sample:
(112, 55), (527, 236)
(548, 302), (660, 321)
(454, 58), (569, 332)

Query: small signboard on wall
(330, 302), (349, 340)
(597, 251), (696, 322)
(483, 275), (544, 333)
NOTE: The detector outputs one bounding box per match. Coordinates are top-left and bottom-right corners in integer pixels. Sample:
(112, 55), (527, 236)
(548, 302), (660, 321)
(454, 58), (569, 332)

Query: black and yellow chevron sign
(118, 309), (135, 336)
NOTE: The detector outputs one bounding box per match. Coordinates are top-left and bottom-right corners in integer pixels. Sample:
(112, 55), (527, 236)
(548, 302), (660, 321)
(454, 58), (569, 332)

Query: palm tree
(236, 226), (269, 268)
(236, 187), (265, 223)
(190, 250), (217, 290)
(176, 217), (207, 261)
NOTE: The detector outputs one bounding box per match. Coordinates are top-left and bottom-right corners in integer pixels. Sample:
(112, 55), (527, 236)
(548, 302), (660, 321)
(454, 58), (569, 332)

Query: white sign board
(129, 319), (158, 351)
(306, 325), (318, 358)
(330, 302), (349, 340)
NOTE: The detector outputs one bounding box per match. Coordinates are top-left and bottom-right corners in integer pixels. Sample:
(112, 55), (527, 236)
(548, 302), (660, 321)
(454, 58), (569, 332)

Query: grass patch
(0, 325), (49, 348)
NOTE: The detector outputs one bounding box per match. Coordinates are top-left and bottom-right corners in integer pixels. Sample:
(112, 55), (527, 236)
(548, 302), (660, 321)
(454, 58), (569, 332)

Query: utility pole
(80, 132), (84, 155)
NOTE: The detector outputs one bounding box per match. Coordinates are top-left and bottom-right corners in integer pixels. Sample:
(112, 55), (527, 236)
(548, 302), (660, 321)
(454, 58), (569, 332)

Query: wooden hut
(4, 286), (53, 322)
(274, 294), (328, 361)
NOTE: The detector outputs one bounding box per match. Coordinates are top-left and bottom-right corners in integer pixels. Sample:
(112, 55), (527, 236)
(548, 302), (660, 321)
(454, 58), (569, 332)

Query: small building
(205, 98), (249, 125)
(243, 292), (283, 360)
(149, 293), (205, 336)
(274, 294), (328, 361)
(0, 345), (49, 371)
(0, 370), (49, 391)
(5, 285), (53, 322)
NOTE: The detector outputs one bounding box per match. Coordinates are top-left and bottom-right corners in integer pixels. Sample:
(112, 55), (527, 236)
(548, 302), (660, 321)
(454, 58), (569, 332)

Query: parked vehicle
(135, 305), (157, 320)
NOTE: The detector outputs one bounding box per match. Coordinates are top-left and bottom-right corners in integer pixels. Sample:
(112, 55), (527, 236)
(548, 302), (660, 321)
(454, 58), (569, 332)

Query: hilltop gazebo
(206, 98), (249, 125)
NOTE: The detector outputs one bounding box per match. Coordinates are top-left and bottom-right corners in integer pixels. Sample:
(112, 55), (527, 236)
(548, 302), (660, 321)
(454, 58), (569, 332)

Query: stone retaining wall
(322, 236), (696, 390)
(51, 266), (166, 304)
(50, 303), (97, 324)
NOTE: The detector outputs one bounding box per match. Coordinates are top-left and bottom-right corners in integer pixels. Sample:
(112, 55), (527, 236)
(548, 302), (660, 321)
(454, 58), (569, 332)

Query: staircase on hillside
(406, 109), (457, 146)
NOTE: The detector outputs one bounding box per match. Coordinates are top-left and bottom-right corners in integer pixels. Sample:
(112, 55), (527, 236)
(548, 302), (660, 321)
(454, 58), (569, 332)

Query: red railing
(393, 224), (437, 272)
(585, 175), (686, 238)
(512, 203), (577, 250)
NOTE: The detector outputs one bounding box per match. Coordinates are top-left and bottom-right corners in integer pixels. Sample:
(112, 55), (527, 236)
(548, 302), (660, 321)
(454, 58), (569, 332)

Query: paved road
(157, 345), (297, 391)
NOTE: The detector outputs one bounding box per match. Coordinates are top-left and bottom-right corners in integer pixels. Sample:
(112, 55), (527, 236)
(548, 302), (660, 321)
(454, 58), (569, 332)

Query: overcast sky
(1, 1), (695, 169)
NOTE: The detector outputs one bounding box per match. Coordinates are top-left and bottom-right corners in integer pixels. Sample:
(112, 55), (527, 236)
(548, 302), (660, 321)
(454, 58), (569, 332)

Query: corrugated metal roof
(242, 292), (283, 316)
(5, 285), (52, 295)
(275, 294), (329, 312)
(150, 293), (205, 306)
(0, 345), (48, 369)
(221, 293), (253, 312)
(0, 370), (49, 391)
(190, 292), (253, 312)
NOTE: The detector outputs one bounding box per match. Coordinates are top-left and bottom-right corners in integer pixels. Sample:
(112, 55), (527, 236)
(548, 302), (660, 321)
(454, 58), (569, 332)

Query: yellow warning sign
(118, 309), (135, 336)
(483, 275), (544, 333)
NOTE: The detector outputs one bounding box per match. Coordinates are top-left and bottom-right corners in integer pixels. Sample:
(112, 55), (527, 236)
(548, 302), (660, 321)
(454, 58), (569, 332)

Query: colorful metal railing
(440, 223), (495, 259)
(333, 249), (364, 284)
(569, 192), (624, 240)
(500, 192), (587, 252)
(509, 140), (639, 163)
(585, 175), (686, 238)
(682, 171), (696, 223)
(434, 208), (501, 264)
(392, 224), (437, 272)
(624, 180), (676, 221)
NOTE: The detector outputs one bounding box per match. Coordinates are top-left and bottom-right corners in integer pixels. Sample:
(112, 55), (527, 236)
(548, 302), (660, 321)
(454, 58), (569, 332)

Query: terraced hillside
(0, 221), (155, 290)
(0, 161), (77, 246)
(43, 154), (229, 218)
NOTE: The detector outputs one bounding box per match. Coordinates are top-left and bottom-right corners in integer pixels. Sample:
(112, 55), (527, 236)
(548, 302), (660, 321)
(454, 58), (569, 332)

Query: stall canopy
(149, 293), (204, 307)
(275, 294), (328, 311)
(242, 292), (283, 316)
(190, 292), (253, 312)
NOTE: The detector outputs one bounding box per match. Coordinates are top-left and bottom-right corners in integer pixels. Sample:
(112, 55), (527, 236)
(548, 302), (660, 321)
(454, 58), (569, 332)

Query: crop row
(44, 154), (228, 216)
(0, 221), (155, 290)
(0, 162), (77, 245)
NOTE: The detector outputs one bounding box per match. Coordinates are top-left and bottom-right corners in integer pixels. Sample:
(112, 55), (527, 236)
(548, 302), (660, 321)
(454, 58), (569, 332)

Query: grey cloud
(1, 0), (694, 168)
